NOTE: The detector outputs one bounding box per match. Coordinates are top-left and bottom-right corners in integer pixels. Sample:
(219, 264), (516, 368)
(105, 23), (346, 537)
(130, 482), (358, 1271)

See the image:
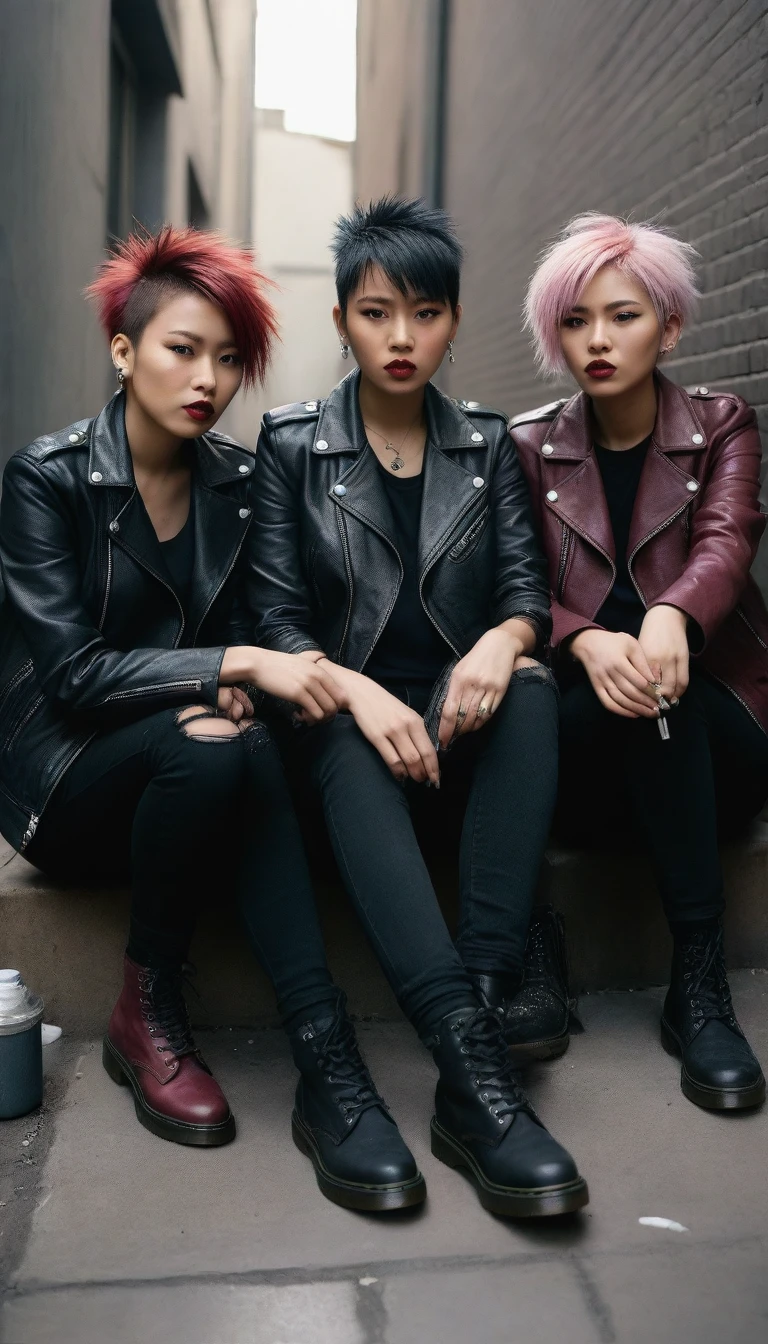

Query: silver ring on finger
(477, 701), (491, 718)
(456, 705), (467, 721)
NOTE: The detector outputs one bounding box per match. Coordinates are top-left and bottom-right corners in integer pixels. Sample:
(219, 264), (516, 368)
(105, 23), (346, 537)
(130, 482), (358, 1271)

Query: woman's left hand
(217, 685), (255, 723)
(637, 605), (690, 701)
(438, 628), (523, 748)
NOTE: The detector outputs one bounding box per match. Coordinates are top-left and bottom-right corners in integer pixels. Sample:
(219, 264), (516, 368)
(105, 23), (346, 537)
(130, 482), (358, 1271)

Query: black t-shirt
(593, 436), (650, 638)
(365, 461), (453, 689)
(160, 493), (195, 613)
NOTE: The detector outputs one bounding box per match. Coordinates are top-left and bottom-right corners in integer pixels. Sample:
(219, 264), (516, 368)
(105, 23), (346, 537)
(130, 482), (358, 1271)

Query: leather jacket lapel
(186, 484), (252, 640)
(541, 395), (615, 561)
(626, 444), (696, 559)
(418, 443), (487, 573)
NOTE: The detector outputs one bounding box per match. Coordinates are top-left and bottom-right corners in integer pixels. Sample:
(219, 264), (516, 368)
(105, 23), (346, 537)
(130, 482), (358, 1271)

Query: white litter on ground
(41, 1023), (62, 1045)
(359, 1277), (378, 1286)
(639, 1216), (689, 1232)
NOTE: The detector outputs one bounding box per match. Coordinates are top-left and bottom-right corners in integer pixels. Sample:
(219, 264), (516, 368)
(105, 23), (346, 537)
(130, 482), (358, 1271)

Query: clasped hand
(570, 605), (689, 719)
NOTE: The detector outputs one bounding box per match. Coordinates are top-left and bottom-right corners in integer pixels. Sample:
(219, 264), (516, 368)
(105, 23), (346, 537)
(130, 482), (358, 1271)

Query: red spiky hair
(86, 225), (278, 388)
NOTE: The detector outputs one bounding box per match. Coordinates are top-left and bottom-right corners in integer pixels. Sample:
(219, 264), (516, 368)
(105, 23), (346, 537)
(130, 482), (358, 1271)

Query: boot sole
(102, 1037), (236, 1147)
(430, 1118), (588, 1217)
(507, 1031), (570, 1063)
(660, 1020), (766, 1111)
(291, 1111), (427, 1212)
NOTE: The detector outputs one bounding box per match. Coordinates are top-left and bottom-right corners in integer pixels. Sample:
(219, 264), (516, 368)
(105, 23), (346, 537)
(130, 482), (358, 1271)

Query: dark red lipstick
(384, 359), (416, 381)
(183, 400), (215, 422)
(585, 360), (616, 381)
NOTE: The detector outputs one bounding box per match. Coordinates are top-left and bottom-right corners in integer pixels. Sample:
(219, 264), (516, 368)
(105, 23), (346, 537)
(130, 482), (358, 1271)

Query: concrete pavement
(2, 977), (768, 1343)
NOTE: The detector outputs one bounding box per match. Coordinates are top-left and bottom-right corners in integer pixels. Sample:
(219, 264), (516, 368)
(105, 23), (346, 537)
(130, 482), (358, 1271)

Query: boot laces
(139, 967), (197, 1059)
(683, 927), (737, 1027)
(313, 1014), (385, 1124)
(459, 1008), (533, 1121)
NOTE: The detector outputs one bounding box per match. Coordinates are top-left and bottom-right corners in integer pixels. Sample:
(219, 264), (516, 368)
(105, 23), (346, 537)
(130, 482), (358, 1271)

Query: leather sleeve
(491, 434), (552, 642)
(0, 455), (224, 718)
(246, 423), (324, 655)
(650, 402), (766, 650)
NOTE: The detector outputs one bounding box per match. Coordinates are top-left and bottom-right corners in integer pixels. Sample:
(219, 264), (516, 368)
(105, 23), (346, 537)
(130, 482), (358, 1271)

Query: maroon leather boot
(103, 956), (235, 1146)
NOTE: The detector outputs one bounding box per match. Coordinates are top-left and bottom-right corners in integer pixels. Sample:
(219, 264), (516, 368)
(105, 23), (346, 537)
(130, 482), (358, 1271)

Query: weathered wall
(0, 0), (257, 465)
(0, 0), (112, 462)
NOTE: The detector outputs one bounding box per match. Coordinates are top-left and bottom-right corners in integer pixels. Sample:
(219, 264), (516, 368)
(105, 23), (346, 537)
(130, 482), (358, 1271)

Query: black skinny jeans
(557, 670), (768, 924)
(26, 708), (339, 1031)
(295, 666), (560, 1041)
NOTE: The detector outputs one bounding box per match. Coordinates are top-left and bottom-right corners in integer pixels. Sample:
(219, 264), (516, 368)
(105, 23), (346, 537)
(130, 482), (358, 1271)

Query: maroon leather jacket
(512, 372), (768, 735)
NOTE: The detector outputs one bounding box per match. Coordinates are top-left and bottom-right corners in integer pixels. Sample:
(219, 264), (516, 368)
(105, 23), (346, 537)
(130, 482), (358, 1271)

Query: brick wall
(356, 0), (768, 579)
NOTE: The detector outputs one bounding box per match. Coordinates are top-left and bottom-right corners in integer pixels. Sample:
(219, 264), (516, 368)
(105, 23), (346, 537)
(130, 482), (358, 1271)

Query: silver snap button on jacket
(542, 443), (554, 455)
(316, 440), (329, 451)
(91, 471), (102, 482)
(546, 490), (558, 502)
(692, 433), (704, 444)
(239, 507), (251, 519)
(238, 464), (249, 474)
(686, 481), (699, 493)
(471, 432), (483, 443)
(333, 484), (346, 497)
(472, 476), (484, 488)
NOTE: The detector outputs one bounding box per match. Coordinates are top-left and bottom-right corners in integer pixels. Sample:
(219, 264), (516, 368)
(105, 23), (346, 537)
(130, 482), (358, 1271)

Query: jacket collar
(87, 391), (253, 489)
(543, 371), (708, 461)
(312, 367), (487, 456)
(88, 393), (252, 637)
(322, 370), (489, 575)
(541, 373), (705, 562)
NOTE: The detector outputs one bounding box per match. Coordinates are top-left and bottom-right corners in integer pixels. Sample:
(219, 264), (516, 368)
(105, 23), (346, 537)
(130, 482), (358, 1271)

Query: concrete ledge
(3, 824), (767, 1036)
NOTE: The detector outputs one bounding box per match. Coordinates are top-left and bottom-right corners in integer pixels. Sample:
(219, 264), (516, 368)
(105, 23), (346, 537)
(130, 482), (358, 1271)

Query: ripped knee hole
(511, 660), (557, 689)
(175, 705), (241, 741)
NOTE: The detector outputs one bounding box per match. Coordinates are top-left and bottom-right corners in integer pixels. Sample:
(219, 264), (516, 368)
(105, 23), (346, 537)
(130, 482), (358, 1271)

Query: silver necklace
(364, 410), (423, 471)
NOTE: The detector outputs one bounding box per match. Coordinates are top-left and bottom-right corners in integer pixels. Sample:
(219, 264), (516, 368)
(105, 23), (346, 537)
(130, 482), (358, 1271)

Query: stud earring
(339, 340), (349, 360)
(115, 365), (125, 385)
(448, 341), (455, 364)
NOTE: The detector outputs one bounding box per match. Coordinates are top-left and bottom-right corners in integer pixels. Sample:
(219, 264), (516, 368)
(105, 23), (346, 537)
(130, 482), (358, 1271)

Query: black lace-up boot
(430, 1005), (588, 1217)
(290, 994), (426, 1211)
(470, 906), (574, 1062)
(661, 920), (765, 1110)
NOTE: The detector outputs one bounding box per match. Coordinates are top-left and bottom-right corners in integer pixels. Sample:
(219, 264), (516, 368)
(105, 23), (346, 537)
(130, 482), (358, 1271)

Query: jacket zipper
(416, 496), (487, 659)
(0, 659), (34, 702)
(342, 513), (404, 669)
(335, 510), (355, 664)
(191, 521), (251, 643)
(627, 499), (692, 605)
(708, 672), (766, 736)
(100, 679), (203, 706)
(18, 731), (97, 853)
(557, 525), (572, 598)
(6, 694), (45, 752)
(99, 538), (113, 630)
(737, 606), (768, 650)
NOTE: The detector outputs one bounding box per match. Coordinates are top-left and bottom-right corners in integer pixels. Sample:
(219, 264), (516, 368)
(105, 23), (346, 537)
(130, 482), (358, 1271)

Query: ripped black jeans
(294, 664), (559, 1040)
(26, 706), (339, 1030)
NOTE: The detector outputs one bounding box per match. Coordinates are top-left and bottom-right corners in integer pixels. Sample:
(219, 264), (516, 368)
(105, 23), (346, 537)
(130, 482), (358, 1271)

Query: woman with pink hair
(511, 212), (768, 1112)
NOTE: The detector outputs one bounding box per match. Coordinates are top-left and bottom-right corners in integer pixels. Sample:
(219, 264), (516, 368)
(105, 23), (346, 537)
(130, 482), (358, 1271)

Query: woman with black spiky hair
(247, 196), (589, 1220)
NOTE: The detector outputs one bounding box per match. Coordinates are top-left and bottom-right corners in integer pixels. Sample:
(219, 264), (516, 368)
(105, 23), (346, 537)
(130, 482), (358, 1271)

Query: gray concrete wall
(355, 0), (768, 580)
(0, 0), (258, 467)
(0, 0), (112, 465)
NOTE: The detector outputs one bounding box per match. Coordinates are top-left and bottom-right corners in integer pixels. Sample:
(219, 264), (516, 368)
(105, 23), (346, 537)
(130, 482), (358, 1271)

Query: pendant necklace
(364, 409), (423, 472)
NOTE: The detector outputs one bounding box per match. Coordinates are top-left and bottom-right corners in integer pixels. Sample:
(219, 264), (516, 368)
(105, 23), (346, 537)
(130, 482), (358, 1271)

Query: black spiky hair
(331, 196), (463, 313)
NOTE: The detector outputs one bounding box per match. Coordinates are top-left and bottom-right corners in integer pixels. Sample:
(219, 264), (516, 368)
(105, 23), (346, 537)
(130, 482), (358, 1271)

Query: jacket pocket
(0, 667), (42, 753)
(447, 508), (489, 562)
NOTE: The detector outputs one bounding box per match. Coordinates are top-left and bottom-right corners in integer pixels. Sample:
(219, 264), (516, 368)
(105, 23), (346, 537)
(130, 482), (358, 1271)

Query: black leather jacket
(0, 392), (256, 853)
(247, 369), (551, 682)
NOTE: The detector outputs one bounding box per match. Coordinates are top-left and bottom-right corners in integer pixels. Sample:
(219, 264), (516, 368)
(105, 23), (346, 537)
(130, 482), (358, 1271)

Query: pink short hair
(523, 213), (700, 377)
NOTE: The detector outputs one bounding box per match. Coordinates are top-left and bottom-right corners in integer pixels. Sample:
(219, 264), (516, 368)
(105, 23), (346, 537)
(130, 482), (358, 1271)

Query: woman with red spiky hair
(0, 227), (427, 1205)
(511, 212), (768, 1113)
